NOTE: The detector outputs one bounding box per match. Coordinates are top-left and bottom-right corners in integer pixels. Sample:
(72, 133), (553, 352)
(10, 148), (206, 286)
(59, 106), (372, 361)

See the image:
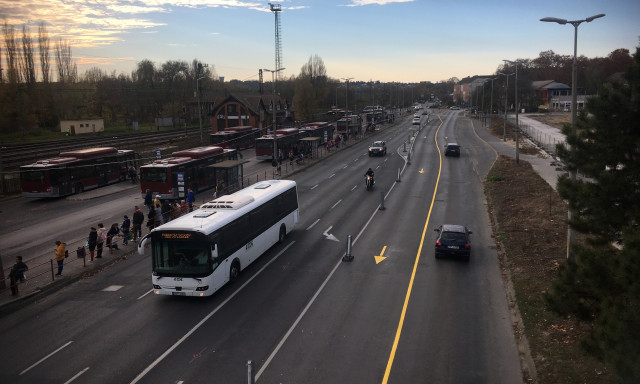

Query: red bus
(299, 122), (333, 145)
(139, 145), (241, 200)
(210, 125), (262, 149)
(336, 115), (362, 137)
(20, 147), (136, 198)
(255, 128), (300, 161)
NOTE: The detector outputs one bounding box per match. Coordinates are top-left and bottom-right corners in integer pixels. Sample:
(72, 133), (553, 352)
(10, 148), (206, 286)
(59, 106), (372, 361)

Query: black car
(444, 143), (460, 157)
(368, 140), (387, 156)
(434, 224), (472, 261)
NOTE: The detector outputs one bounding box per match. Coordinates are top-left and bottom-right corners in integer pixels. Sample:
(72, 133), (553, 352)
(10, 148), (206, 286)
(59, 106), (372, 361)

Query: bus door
(96, 163), (109, 186)
(52, 169), (73, 196)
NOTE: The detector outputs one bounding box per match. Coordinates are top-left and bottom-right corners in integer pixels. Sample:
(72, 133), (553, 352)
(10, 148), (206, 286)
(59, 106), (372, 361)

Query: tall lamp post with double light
(540, 13), (605, 261)
(196, 76), (205, 145)
(263, 68), (286, 163)
(503, 59), (521, 164)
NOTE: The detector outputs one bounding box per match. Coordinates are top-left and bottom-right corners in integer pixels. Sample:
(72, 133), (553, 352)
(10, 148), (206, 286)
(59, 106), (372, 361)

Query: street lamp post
(341, 77), (353, 136)
(503, 59), (521, 164)
(540, 13), (605, 261)
(490, 76), (497, 120)
(263, 68), (286, 164)
(197, 76), (205, 145)
(498, 72), (514, 142)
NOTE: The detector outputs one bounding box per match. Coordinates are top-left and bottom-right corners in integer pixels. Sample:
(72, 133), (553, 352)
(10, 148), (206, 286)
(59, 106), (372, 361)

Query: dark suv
(368, 141), (387, 156)
(444, 143), (460, 157)
(434, 224), (472, 261)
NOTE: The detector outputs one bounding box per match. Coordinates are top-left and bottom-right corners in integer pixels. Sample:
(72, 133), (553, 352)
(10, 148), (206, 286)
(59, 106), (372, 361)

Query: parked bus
(255, 128), (300, 160)
(20, 147), (136, 198)
(138, 179), (299, 297)
(210, 126), (262, 150)
(139, 145), (241, 200)
(336, 115), (362, 138)
(299, 122), (333, 145)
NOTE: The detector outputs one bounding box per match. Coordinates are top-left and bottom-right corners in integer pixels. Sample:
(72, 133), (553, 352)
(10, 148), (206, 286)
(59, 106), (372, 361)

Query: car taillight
(465, 244), (471, 249)
(436, 241), (442, 247)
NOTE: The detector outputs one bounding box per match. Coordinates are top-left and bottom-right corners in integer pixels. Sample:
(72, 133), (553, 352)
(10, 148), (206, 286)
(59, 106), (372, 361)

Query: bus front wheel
(229, 259), (240, 282)
(278, 225), (286, 244)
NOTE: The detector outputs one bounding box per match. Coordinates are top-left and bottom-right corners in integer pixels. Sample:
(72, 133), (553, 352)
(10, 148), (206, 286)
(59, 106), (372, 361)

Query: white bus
(137, 180), (299, 296)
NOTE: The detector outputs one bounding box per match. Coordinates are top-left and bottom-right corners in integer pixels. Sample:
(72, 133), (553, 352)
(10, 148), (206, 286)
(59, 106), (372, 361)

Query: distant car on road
(444, 143), (461, 157)
(368, 140), (387, 156)
(434, 224), (472, 261)
(412, 117), (420, 125)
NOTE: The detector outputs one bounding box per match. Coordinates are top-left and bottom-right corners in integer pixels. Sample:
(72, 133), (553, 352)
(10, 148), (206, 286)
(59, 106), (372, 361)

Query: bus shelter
(298, 137), (321, 159)
(207, 159), (247, 197)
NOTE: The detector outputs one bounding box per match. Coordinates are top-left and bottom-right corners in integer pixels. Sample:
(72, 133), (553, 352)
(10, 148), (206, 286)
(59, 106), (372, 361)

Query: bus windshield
(141, 168), (168, 183)
(152, 238), (214, 277)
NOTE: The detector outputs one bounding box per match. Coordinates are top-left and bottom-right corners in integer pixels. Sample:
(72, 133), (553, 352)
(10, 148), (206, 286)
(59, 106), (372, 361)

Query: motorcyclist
(365, 168), (375, 188)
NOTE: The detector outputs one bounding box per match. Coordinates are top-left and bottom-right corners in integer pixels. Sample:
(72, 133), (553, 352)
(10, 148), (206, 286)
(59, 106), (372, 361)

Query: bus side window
(211, 244), (218, 259)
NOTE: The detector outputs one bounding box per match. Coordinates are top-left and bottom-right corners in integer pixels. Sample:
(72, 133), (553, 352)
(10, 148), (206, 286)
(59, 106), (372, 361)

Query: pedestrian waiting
(54, 240), (66, 277)
(9, 256), (28, 295)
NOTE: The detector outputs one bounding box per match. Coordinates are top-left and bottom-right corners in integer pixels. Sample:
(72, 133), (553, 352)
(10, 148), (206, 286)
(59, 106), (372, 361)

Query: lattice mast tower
(269, 3), (283, 81)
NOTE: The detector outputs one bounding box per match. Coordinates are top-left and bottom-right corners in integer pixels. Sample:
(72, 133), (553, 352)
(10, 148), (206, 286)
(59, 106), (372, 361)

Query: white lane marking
(331, 200), (342, 209)
(102, 285), (123, 292)
(310, 184), (319, 190)
(256, 164), (406, 381)
(329, 173), (336, 178)
(306, 219), (320, 231)
(137, 289), (154, 300)
(130, 242), (296, 384)
(20, 341), (74, 375)
(63, 367), (90, 384)
(351, 185), (357, 191)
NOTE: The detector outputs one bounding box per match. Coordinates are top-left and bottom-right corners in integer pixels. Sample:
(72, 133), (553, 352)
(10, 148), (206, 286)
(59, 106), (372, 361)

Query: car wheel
(278, 225), (286, 244)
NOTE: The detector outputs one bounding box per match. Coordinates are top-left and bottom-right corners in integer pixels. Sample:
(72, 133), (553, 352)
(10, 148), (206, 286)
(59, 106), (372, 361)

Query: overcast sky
(1, 0), (639, 83)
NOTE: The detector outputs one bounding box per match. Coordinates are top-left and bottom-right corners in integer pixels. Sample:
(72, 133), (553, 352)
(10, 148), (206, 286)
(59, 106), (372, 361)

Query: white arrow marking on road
(323, 226), (340, 242)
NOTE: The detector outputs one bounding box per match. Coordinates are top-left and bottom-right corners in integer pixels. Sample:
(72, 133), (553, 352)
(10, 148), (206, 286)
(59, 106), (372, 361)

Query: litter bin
(76, 246), (86, 258)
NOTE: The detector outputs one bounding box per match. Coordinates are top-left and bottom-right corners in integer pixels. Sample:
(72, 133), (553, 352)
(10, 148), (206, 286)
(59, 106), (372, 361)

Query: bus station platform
(0, 124), (387, 316)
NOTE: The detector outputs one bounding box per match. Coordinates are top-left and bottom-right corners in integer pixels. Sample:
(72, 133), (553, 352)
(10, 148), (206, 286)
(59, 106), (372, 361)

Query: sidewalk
(0, 121), (394, 317)
(471, 113), (567, 191)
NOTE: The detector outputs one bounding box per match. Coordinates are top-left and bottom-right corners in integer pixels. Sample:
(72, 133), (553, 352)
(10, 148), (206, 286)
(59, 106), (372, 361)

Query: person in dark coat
(146, 208), (156, 233)
(107, 223), (119, 252)
(9, 256), (28, 295)
(132, 206), (144, 241)
(144, 189), (153, 211)
(88, 227), (98, 262)
(121, 215), (131, 245)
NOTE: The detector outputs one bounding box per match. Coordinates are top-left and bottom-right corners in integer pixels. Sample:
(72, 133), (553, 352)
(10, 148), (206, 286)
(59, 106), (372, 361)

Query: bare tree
(55, 39), (76, 83)
(38, 22), (51, 83)
(20, 24), (36, 84)
(2, 21), (20, 83)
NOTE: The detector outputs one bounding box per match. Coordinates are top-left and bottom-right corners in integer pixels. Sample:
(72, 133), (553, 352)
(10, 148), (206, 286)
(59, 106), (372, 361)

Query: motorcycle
(365, 175), (374, 191)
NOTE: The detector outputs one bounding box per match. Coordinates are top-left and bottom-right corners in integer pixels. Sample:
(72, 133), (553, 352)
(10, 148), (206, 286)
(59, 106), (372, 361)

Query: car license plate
(448, 245), (459, 249)
(172, 291), (186, 296)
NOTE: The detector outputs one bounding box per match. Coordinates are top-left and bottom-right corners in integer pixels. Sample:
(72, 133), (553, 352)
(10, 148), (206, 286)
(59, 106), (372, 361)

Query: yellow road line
(382, 114), (444, 383)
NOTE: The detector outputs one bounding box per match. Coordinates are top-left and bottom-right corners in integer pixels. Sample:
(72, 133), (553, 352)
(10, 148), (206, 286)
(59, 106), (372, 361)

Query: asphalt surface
(0, 111), (567, 314)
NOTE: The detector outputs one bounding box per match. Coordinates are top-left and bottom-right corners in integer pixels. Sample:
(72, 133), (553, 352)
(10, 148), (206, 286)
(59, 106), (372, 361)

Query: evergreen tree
(546, 44), (640, 382)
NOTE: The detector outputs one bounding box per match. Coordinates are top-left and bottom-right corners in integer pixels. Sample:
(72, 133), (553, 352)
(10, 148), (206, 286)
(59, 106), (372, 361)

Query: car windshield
(373, 141), (384, 146)
(441, 232), (466, 242)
